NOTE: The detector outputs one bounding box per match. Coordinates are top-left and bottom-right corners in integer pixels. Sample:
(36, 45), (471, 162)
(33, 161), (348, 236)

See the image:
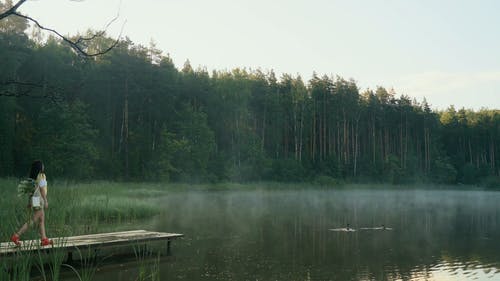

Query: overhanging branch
(0, 0), (27, 20)
(1, 0), (124, 57)
(0, 0), (123, 102)
(12, 12), (124, 57)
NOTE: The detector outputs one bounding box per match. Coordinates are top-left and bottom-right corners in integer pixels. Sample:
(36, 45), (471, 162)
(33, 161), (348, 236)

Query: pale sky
(18, 0), (500, 110)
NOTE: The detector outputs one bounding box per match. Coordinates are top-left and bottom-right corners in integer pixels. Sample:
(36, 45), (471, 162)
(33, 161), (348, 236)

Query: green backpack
(17, 178), (36, 198)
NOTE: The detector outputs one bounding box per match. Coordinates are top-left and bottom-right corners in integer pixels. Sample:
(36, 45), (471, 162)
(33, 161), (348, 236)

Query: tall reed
(133, 243), (162, 281)
(61, 246), (100, 281)
(0, 179), (172, 280)
(10, 242), (37, 281)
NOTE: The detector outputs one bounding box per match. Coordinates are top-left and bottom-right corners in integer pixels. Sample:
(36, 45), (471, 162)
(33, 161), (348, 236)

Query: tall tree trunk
(404, 112), (408, 169)
(353, 116), (360, 177)
(323, 91), (327, 161)
(424, 127), (430, 174)
(319, 107), (323, 161)
(120, 77), (130, 179)
(293, 104), (298, 160)
(400, 110), (403, 166)
(343, 110), (347, 164)
(490, 136), (495, 170)
(372, 116), (376, 165)
(337, 122), (341, 163)
(236, 114), (241, 168)
(468, 139), (473, 164)
(312, 106), (316, 161)
(261, 110), (266, 153)
(112, 105), (116, 158)
(299, 104), (304, 162)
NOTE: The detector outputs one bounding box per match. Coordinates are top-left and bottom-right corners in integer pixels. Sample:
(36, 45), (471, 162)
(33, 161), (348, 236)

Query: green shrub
(312, 175), (343, 187)
(270, 159), (307, 182)
(481, 176), (500, 189)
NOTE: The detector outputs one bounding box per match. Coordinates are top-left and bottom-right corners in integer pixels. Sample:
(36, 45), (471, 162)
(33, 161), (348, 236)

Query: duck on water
(329, 224), (393, 232)
(329, 224), (356, 232)
(359, 224), (393, 231)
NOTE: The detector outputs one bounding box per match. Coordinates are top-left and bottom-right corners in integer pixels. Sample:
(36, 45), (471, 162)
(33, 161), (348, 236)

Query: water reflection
(86, 189), (500, 281)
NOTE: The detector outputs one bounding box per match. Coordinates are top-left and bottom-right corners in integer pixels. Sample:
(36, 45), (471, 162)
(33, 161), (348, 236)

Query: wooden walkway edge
(0, 230), (183, 257)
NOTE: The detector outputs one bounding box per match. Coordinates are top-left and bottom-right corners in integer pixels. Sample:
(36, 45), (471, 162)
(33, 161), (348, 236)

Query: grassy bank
(0, 179), (170, 281)
(0, 179), (165, 241)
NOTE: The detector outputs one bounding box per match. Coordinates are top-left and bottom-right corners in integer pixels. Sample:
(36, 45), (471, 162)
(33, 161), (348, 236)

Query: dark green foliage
(431, 157), (458, 184)
(312, 175), (343, 186)
(31, 101), (98, 178)
(270, 159), (307, 182)
(460, 163), (478, 184)
(481, 176), (500, 188)
(173, 105), (215, 181)
(384, 154), (403, 184)
(0, 26), (499, 184)
(0, 98), (15, 174)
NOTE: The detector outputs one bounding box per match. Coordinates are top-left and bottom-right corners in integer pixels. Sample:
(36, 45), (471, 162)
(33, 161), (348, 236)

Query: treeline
(0, 26), (499, 186)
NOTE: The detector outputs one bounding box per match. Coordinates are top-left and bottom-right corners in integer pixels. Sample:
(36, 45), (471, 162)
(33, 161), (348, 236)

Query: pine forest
(1, 21), (499, 187)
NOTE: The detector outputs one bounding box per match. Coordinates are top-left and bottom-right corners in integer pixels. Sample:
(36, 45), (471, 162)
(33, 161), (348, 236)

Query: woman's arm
(38, 174), (48, 208)
(41, 187), (48, 208)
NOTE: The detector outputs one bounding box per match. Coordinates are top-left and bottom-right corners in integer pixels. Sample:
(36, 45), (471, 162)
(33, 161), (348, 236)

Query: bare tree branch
(0, 0), (27, 20)
(12, 11), (124, 57)
(0, 0), (124, 102)
(0, 1), (124, 102)
(1, 0), (124, 57)
(75, 4), (121, 44)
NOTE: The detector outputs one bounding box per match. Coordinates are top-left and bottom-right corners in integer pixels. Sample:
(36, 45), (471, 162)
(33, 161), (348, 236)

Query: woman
(11, 160), (52, 246)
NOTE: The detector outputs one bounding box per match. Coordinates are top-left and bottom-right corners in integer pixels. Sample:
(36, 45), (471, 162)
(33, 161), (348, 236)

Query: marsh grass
(133, 243), (150, 281)
(150, 252), (161, 281)
(0, 179), (172, 280)
(61, 246), (101, 281)
(133, 243), (161, 281)
(0, 258), (7, 281)
(10, 244), (37, 281)
(11, 253), (33, 281)
(48, 238), (68, 281)
(74, 247), (100, 281)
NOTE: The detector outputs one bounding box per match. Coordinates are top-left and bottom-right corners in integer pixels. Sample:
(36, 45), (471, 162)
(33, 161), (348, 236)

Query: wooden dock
(0, 230), (183, 257)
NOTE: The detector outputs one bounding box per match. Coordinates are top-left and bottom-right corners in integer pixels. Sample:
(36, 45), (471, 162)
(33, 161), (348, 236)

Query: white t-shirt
(39, 178), (47, 188)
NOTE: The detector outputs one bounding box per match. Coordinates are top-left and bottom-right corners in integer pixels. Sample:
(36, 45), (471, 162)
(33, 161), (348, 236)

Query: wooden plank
(0, 230), (183, 256)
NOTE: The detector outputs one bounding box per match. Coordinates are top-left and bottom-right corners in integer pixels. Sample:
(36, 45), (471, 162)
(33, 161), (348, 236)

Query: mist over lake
(82, 187), (500, 281)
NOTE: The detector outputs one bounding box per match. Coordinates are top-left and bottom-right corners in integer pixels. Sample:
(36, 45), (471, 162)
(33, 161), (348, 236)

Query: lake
(73, 188), (500, 281)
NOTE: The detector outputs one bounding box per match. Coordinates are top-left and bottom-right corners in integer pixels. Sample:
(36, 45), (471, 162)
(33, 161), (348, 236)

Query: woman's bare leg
(37, 210), (47, 238)
(16, 222), (29, 236)
(15, 209), (40, 237)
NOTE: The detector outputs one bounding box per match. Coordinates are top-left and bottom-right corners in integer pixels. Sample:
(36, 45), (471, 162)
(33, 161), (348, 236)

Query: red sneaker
(11, 234), (21, 246)
(41, 237), (53, 246)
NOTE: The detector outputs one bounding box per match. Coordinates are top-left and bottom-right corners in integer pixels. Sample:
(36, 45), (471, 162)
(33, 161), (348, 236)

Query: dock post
(94, 248), (100, 259)
(166, 239), (171, 256)
(67, 251), (73, 264)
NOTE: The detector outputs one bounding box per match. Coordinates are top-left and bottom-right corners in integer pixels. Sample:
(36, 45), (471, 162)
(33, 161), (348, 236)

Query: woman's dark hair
(29, 160), (44, 180)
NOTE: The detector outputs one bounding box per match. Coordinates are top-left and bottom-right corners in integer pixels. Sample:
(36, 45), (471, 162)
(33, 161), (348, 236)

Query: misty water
(70, 188), (500, 281)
